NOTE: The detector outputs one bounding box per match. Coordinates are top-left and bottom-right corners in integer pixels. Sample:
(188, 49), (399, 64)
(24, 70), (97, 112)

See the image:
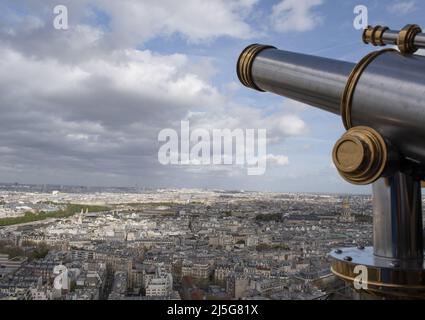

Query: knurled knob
(332, 126), (388, 185)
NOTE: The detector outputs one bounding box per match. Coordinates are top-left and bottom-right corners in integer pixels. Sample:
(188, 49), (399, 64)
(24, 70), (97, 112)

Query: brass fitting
(333, 126), (388, 185)
(363, 24), (423, 54)
(363, 25), (389, 46)
(398, 24), (422, 54)
(237, 44), (276, 92)
(341, 49), (397, 130)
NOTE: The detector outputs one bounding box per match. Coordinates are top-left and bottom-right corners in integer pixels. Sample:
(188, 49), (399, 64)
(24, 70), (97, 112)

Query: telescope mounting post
(330, 24), (425, 297)
(330, 170), (425, 298)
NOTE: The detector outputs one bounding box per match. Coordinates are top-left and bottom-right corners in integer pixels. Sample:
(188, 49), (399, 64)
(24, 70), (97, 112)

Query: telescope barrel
(349, 50), (425, 166)
(416, 34), (425, 47)
(240, 45), (355, 115)
(237, 44), (425, 166)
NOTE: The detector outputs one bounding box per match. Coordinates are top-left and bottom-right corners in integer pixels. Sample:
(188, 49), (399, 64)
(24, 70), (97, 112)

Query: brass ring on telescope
(362, 26), (373, 44)
(332, 126), (388, 185)
(370, 25), (382, 46)
(398, 24), (422, 54)
(240, 44), (262, 89)
(374, 26), (389, 46)
(363, 26), (389, 46)
(341, 49), (397, 130)
(237, 44), (276, 92)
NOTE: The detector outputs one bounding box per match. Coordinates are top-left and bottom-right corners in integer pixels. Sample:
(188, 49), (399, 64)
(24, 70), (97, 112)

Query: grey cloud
(0, 0), (315, 190)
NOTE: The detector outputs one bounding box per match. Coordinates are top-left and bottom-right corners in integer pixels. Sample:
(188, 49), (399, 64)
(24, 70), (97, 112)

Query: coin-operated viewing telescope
(237, 24), (425, 298)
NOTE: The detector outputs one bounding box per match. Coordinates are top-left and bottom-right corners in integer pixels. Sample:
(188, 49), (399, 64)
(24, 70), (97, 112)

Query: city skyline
(0, 185), (374, 300)
(0, 181), (374, 196)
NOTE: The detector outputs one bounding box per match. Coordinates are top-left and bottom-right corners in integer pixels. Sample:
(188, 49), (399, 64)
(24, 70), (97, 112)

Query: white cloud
(270, 0), (324, 32)
(94, 0), (258, 45)
(0, 0), (258, 61)
(387, 1), (416, 15)
(277, 115), (307, 136)
(0, 1), (312, 188)
(186, 105), (307, 143)
(266, 154), (290, 166)
(0, 43), (307, 183)
(281, 100), (309, 112)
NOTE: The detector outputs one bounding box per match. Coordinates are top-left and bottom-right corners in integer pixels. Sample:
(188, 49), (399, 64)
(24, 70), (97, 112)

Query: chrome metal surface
(372, 173), (424, 261)
(351, 50), (425, 165)
(382, 30), (399, 44)
(382, 31), (425, 47)
(247, 48), (425, 166)
(330, 172), (425, 297)
(379, 29), (425, 49)
(330, 247), (425, 273)
(251, 48), (354, 115)
(416, 34), (425, 47)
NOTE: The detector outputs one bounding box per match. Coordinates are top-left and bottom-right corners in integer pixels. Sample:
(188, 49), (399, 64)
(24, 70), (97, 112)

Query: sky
(0, 0), (423, 193)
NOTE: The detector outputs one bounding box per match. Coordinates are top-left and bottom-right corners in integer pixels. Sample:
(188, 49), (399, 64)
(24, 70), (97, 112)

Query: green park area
(0, 204), (110, 227)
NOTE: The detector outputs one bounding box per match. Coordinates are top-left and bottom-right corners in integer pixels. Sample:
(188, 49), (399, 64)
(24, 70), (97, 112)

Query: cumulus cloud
(0, 44), (306, 185)
(276, 115), (307, 136)
(270, 0), (324, 32)
(100, 0), (258, 44)
(0, 47), (218, 170)
(0, 0), (309, 188)
(0, 0), (257, 61)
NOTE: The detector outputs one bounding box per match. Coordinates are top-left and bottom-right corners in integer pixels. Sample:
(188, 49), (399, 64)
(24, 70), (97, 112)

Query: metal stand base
(330, 247), (425, 299)
(330, 172), (425, 299)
